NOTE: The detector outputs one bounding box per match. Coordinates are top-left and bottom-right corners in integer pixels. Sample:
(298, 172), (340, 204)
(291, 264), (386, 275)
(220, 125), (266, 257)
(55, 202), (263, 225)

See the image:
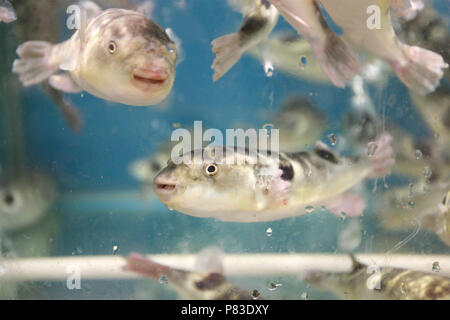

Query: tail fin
(211, 33), (242, 81)
(391, 45), (448, 95)
(12, 41), (59, 86)
(366, 133), (395, 178)
(312, 33), (360, 88)
(123, 253), (170, 279)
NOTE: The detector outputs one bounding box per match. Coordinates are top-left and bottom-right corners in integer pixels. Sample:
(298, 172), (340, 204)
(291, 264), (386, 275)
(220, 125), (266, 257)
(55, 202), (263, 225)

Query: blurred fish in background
(211, 0), (279, 81)
(378, 180), (449, 246)
(271, 96), (327, 152)
(0, 171), (57, 231)
(0, 0), (16, 24)
(124, 247), (257, 300)
(303, 255), (450, 300)
(268, 0), (448, 93)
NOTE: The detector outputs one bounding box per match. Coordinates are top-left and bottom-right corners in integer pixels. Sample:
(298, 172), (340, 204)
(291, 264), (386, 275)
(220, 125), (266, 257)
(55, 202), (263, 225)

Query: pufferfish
(211, 0), (279, 81)
(0, 0), (16, 23)
(12, 1), (177, 106)
(153, 134), (394, 222)
(123, 247), (257, 300)
(267, 0), (448, 94)
(304, 255), (450, 300)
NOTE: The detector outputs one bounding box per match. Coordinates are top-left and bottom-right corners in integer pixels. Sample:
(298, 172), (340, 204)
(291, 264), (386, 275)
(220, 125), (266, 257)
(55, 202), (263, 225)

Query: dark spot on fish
(343, 110), (378, 144)
(3, 192), (14, 206)
(443, 107), (450, 130)
(94, 9), (173, 45)
(315, 148), (339, 164)
(240, 16), (268, 38)
(280, 33), (301, 43)
(414, 140), (433, 158)
(424, 279), (449, 300)
(288, 152), (314, 175)
(279, 163), (294, 181)
(261, 0), (271, 9)
(111, 26), (125, 39)
(151, 162), (161, 173)
(195, 273), (226, 290)
(443, 195), (448, 205)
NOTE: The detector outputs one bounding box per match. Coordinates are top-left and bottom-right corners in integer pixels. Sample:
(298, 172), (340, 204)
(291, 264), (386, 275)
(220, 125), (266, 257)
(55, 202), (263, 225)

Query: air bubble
(266, 227), (273, 237)
(299, 56), (307, 69)
(159, 275), (169, 285)
(367, 142), (378, 157)
(432, 261), (440, 273)
(328, 134), (338, 146)
(415, 150), (423, 160)
(251, 289), (261, 299)
(305, 206), (314, 213)
(266, 282), (278, 291)
(263, 123), (274, 136)
(423, 166), (432, 179)
(264, 60), (274, 77)
(112, 245), (119, 255)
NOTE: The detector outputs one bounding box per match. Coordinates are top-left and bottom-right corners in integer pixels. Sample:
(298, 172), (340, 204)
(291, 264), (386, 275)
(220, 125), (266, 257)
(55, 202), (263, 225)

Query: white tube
(1, 254), (449, 282)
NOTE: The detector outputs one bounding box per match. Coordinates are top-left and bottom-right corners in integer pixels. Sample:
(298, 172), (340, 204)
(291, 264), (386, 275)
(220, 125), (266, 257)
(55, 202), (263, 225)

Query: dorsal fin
(194, 246), (225, 274)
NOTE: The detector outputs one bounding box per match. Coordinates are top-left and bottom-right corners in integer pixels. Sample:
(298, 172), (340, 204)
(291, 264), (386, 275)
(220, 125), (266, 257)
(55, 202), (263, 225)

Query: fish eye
(108, 41), (118, 54)
(205, 164), (218, 176)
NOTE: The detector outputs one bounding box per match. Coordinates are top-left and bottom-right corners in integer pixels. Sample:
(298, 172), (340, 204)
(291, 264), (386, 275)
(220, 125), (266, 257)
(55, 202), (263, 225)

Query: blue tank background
(0, 0), (448, 299)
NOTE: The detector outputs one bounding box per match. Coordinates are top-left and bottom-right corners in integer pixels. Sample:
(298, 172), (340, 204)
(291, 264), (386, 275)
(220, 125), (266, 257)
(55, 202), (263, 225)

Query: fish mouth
(154, 177), (177, 199)
(132, 68), (168, 91)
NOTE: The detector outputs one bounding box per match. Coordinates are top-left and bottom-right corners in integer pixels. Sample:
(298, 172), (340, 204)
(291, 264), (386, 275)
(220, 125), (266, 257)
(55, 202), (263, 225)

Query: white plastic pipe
(1, 254), (449, 282)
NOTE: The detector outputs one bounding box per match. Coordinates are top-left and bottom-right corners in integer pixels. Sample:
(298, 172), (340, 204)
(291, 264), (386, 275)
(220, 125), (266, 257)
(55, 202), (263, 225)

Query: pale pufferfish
(153, 134), (394, 222)
(0, 0), (16, 23)
(12, 1), (177, 106)
(123, 247), (257, 300)
(267, 0), (448, 95)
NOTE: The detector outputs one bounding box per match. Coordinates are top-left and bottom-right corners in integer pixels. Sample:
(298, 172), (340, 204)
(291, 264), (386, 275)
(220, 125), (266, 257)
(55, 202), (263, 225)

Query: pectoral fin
(327, 193), (366, 218)
(49, 74), (82, 93)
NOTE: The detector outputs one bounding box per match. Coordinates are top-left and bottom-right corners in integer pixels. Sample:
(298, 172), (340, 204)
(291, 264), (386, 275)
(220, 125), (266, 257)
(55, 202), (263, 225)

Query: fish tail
(123, 253), (170, 279)
(12, 41), (59, 87)
(391, 44), (448, 95)
(366, 133), (395, 178)
(312, 33), (360, 88)
(211, 33), (242, 81)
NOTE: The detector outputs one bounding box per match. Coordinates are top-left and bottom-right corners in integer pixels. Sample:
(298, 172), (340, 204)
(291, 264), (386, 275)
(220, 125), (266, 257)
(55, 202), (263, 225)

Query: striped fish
(304, 255), (450, 300)
(211, 0), (279, 81)
(153, 133), (394, 222)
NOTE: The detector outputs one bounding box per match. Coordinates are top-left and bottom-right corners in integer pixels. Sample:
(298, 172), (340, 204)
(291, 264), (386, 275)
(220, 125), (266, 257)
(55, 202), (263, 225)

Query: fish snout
(153, 175), (177, 201)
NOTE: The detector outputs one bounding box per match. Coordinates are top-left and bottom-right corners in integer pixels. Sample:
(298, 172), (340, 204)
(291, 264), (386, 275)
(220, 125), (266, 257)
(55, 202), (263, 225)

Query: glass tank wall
(0, 0), (449, 300)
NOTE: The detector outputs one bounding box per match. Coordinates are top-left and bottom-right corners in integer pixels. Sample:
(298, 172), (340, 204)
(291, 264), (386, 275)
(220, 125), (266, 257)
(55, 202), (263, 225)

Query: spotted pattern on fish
(315, 148), (339, 164)
(240, 16), (268, 38)
(279, 163), (294, 181)
(86, 9), (173, 45)
(194, 273), (226, 290)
